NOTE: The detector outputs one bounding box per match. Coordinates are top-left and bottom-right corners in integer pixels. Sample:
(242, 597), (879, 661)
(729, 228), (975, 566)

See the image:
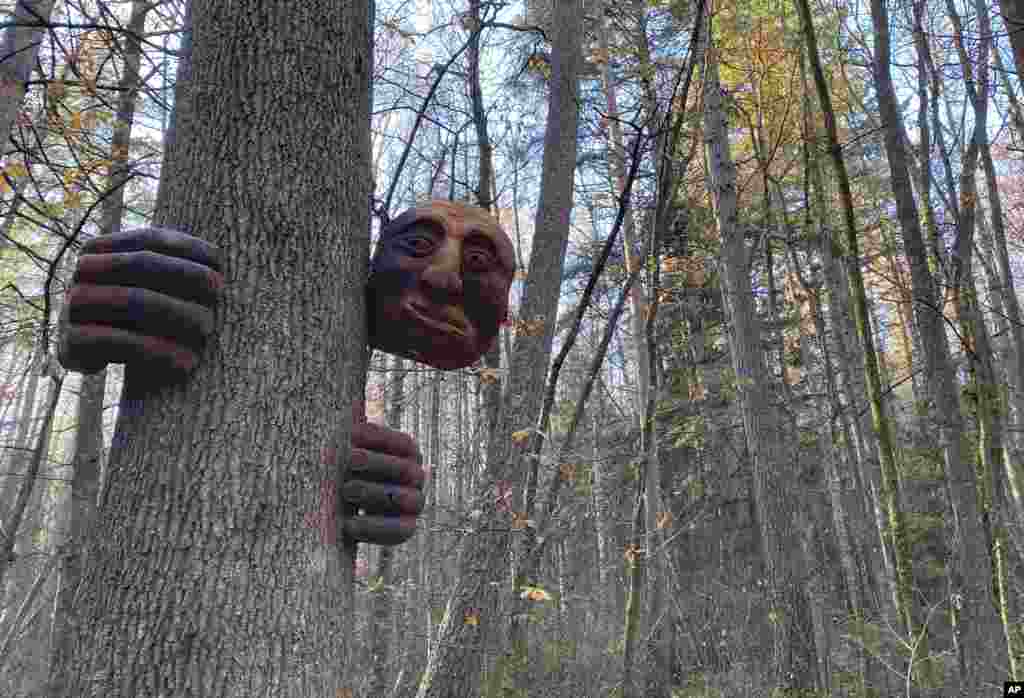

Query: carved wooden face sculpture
(367, 200), (515, 370)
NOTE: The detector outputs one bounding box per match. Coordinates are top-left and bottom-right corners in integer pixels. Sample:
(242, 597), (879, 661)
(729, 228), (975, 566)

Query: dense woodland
(0, 0), (1019, 696)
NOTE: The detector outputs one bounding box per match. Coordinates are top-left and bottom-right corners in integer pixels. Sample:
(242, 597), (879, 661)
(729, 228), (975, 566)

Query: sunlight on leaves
(5, 163), (27, 179)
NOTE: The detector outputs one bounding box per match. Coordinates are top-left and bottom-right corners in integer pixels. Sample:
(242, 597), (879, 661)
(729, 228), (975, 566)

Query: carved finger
(351, 421), (420, 460)
(344, 514), (417, 545)
(75, 251), (224, 306)
(341, 480), (424, 515)
(349, 446), (425, 488)
(81, 227), (223, 271)
(67, 284), (215, 347)
(61, 323), (199, 373)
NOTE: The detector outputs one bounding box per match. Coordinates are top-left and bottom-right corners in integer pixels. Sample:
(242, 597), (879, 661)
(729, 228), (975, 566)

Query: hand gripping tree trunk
(58, 1), (372, 695)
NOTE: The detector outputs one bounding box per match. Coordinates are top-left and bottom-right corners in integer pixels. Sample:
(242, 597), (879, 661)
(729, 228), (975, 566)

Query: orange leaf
(656, 511), (673, 530)
(623, 544), (644, 563)
(511, 512), (530, 530)
(520, 585), (552, 601)
(47, 80), (66, 99)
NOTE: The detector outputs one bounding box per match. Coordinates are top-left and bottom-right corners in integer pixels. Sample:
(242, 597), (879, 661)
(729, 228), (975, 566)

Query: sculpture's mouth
(407, 302), (469, 338)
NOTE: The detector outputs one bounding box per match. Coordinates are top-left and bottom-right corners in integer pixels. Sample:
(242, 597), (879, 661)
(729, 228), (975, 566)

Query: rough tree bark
(58, 0), (372, 694)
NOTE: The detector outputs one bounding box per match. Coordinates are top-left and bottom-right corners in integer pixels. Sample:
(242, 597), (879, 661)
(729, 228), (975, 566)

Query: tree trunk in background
(802, 0), (927, 687)
(59, 0), (372, 693)
(48, 3), (151, 690)
(980, 133), (1024, 545)
(415, 1), (583, 694)
(467, 0), (493, 212)
(591, 398), (619, 617)
(943, 0), (1009, 687)
(598, 8), (665, 693)
(0, 344), (42, 507)
(0, 0), (58, 161)
(999, 0), (1024, 86)
(424, 368), (439, 646)
(602, 5), (651, 438)
(703, 38), (813, 693)
(802, 60), (891, 627)
(369, 356), (406, 697)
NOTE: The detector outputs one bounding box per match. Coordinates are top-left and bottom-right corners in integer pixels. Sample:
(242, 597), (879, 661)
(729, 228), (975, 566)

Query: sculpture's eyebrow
(385, 220), (442, 244)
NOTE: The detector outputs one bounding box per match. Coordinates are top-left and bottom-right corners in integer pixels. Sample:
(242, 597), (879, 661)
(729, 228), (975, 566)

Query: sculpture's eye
(398, 234), (435, 257)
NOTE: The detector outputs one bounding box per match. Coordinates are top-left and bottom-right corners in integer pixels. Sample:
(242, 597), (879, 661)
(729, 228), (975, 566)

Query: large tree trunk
(59, 0), (372, 694)
(416, 2), (583, 695)
(703, 37), (814, 694)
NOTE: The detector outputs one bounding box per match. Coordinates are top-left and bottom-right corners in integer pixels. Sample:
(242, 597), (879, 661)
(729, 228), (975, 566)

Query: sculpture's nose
(420, 238), (463, 298)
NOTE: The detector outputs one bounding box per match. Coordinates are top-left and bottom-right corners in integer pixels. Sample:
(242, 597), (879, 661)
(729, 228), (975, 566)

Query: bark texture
(60, 1), (372, 695)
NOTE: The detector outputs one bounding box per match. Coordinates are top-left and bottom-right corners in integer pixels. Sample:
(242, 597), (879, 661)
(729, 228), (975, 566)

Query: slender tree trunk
(0, 354), (59, 588)
(703, 36), (813, 693)
(369, 356), (406, 696)
(980, 136), (1024, 509)
(0, 0), (58, 160)
(800, 0), (929, 689)
(48, 3), (151, 691)
(467, 0), (492, 212)
(416, 1), (583, 694)
(999, 0), (1024, 85)
(943, 0), (1010, 686)
(60, 0), (372, 693)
